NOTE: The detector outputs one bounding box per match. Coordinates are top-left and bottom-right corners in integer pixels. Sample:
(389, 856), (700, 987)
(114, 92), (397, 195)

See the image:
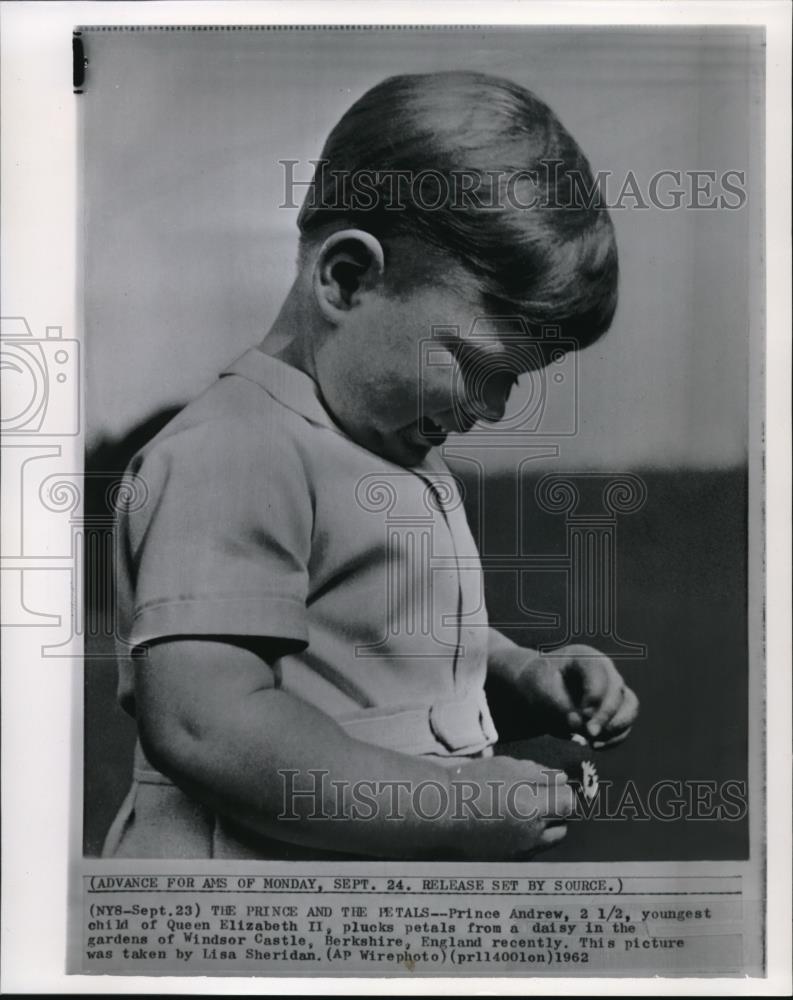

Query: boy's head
(291, 71), (618, 467)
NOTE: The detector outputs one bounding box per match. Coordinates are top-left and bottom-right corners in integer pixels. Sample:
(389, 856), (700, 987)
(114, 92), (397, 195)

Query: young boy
(104, 71), (638, 860)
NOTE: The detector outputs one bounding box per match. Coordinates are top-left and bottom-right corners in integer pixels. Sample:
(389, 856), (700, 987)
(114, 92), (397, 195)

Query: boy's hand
(450, 756), (574, 859)
(509, 644), (639, 747)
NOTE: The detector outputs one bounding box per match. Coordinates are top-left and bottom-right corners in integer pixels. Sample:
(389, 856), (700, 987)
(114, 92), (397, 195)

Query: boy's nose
(477, 393), (508, 423)
(466, 385), (508, 425)
(448, 397), (504, 432)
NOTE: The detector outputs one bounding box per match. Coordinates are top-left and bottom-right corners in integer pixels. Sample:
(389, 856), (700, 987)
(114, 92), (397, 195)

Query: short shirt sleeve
(121, 413), (313, 650)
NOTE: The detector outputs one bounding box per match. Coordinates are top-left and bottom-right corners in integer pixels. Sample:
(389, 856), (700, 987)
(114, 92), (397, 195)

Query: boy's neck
(256, 280), (319, 382)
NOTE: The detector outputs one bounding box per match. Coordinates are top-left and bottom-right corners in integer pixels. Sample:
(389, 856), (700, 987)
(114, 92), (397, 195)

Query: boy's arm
(487, 626), (540, 686)
(135, 637), (570, 859)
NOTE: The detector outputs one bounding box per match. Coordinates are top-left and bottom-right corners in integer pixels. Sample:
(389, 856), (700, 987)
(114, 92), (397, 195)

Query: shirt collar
(220, 347), (336, 429)
(220, 346), (441, 477)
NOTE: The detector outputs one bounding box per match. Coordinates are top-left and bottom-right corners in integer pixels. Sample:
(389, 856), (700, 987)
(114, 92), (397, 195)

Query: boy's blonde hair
(298, 71), (618, 348)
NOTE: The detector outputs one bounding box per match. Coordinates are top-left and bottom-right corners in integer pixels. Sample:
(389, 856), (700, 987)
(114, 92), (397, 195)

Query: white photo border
(1, 1), (790, 994)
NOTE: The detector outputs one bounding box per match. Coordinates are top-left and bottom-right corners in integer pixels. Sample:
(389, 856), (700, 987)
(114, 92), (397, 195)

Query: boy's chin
(379, 433), (434, 468)
(348, 421), (446, 468)
(388, 420), (448, 467)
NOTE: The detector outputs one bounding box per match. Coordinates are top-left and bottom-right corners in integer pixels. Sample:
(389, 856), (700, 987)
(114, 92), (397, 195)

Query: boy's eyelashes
(450, 344), (523, 395)
(445, 337), (521, 377)
(420, 339), (523, 429)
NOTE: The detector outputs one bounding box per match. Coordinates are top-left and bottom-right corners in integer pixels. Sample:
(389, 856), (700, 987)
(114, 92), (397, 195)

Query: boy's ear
(313, 229), (385, 322)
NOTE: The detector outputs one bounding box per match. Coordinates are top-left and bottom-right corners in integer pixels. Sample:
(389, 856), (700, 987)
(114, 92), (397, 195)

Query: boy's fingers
(531, 657), (576, 719)
(591, 688), (639, 746)
(573, 658), (623, 737)
(566, 658), (609, 708)
(540, 824), (568, 846)
(568, 657), (609, 710)
(549, 779), (575, 819)
(598, 687), (639, 740)
(593, 725), (632, 750)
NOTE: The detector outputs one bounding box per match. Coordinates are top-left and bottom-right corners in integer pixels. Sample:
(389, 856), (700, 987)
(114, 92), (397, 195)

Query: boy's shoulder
(119, 351), (324, 546)
(131, 348), (331, 476)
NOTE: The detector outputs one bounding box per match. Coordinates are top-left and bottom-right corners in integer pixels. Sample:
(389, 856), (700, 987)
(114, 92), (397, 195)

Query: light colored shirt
(116, 347), (497, 759)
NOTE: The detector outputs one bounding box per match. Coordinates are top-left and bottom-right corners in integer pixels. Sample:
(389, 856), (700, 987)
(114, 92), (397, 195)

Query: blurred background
(81, 26), (762, 859)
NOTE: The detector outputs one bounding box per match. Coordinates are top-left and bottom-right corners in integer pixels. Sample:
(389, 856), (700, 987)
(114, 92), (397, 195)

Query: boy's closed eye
(444, 339), (524, 425)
